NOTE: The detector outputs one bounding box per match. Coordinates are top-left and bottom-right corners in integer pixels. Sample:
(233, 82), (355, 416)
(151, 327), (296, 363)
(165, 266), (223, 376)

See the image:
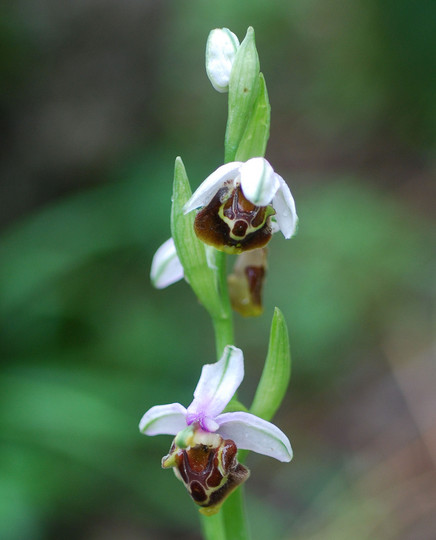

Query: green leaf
(250, 307), (291, 421)
(170, 157), (223, 319)
(224, 27), (260, 163)
(235, 73), (270, 161)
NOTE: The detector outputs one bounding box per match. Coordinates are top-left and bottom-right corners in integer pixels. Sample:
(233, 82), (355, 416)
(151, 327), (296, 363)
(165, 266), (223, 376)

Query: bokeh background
(1, 1), (435, 539)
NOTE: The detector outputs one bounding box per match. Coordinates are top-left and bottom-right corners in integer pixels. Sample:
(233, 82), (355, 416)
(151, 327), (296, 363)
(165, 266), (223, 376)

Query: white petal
(239, 157), (280, 207)
(272, 175), (298, 239)
(187, 345), (244, 420)
(150, 238), (184, 289)
(206, 28), (240, 93)
(216, 411), (293, 462)
(269, 217), (280, 234)
(139, 403), (187, 436)
(183, 162), (242, 214)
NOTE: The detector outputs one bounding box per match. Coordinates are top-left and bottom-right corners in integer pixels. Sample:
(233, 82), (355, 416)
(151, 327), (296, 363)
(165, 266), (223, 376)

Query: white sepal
(187, 345), (244, 421)
(239, 157), (280, 207)
(139, 403), (187, 436)
(183, 161), (242, 214)
(216, 411), (293, 462)
(206, 28), (240, 93)
(150, 238), (184, 289)
(272, 175), (298, 239)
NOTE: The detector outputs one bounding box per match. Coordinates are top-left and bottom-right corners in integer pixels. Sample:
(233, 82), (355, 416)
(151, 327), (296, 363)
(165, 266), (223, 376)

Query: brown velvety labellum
(194, 186), (273, 254)
(162, 436), (250, 514)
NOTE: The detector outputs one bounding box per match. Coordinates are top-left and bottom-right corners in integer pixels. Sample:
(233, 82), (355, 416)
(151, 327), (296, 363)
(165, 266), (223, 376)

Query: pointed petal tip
(188, 345), (244, 420)
(272, 175), (298, 239)
(216, 411), (292, 462)
(283, 447), (293, 462)
(281, 214), (299, 239)
(150, 238), (184, 289)
(139, 403), (187, 436)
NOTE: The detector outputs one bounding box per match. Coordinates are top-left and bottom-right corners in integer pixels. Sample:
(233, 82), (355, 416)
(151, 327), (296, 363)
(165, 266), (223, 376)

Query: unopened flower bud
(206, 28), (240, 93)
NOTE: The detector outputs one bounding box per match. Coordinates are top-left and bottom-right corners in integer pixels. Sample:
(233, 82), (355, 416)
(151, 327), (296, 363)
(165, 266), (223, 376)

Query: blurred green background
(1, 1), (435, 539)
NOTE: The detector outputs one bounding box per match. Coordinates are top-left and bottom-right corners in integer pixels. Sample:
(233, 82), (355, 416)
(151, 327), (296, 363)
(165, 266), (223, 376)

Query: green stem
(212, 315), (234, 360)
(222, 487), (251, 540)
(203, 250), (251, 540)
(212, 250), (234, 358)
(201, 512), (226, 540)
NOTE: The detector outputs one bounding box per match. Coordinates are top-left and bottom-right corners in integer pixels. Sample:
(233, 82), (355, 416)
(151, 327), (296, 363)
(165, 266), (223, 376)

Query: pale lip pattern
(183, 157), (298, 240)
(139, 345), (293, 462)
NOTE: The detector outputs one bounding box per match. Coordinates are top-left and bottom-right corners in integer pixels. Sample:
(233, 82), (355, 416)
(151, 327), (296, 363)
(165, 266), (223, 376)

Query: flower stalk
(143, 24), (297, 540)
(212, 250), (234, 358)
(215, 26), (264, 540)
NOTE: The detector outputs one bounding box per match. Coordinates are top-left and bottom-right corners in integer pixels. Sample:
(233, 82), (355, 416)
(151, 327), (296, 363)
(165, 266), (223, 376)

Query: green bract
(225, 27), (260, 163)
(170, 157), (223, 319)
(235, 73), (270, 162)
(250, 307), (291, 421)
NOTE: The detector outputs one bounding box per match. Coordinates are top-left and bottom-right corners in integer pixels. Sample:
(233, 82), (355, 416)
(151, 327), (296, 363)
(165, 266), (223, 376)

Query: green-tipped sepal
(250, 307), (291, 421)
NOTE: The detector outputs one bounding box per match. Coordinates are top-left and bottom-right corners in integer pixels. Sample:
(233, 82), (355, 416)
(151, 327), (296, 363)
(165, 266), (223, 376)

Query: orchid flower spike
(206, 28), (240, 93)
(183, 157), (298, 254)
(139, 345), (292, 514)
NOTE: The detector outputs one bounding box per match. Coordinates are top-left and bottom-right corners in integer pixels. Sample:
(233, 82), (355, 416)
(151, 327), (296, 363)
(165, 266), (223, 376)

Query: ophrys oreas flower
(183, 157), (298, 254)
(139, 345), (292, 514)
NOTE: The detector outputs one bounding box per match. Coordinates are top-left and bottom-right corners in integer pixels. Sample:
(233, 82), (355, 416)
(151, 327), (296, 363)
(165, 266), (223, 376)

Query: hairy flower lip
(183, 158), (298, 241)
(193, 185), (273, 254)
(162, 432), (250, 514)
(139, 345), (292, 462)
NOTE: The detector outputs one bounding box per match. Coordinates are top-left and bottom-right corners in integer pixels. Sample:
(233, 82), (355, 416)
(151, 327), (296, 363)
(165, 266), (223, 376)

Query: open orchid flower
(183, 157), (298, 254)
(150, 238), (184, 289)
(206, 28), (240, 93)
(139, 345), (292, 514)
